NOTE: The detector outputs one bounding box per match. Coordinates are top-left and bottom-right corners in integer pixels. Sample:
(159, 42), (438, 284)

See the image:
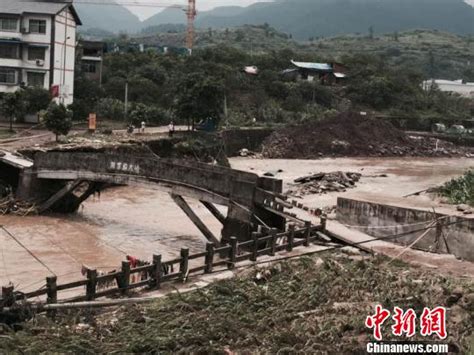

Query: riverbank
(1, 252), (472, 353)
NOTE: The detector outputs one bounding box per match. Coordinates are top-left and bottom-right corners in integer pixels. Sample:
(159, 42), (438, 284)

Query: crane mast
(186, 0), (197, 53)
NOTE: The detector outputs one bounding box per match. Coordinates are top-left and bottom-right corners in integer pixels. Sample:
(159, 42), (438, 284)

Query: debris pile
(286, 171), (362, 196)
(262, 112), (474, 158)
(0, 195), (37, 216)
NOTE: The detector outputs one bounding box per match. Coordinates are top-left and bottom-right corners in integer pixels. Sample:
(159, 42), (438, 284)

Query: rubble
(286, 171), (362, 196)
(262, 112), (474, 158)
(0, 195), (37, 216)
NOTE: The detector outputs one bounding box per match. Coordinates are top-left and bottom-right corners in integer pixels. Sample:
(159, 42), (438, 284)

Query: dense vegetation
(440, 170), (474, 206)
(73, 30), (472, 129)
(1, 254), (472, 353)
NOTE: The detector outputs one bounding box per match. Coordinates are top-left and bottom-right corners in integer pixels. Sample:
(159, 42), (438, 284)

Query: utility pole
(124, 81), (129, 120)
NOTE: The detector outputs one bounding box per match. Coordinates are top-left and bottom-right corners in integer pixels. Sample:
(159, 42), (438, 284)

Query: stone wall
(337, 197), (474, 262)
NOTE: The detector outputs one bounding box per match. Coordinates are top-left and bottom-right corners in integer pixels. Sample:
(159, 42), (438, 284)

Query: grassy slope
(1, 254), (473, 353)
(311, 30), (474, 79)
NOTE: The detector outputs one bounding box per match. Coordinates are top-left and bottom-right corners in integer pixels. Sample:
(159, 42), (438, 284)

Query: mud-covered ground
(1, 253), (472, 354)
(262, 113), (474, 159)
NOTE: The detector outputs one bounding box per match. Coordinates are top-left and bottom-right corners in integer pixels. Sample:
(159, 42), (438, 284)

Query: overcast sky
(125, 0), (266, 20)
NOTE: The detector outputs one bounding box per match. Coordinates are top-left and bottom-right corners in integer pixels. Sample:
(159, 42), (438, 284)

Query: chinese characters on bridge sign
(366, 305), (447, 341)
(109, 161), (140, 174)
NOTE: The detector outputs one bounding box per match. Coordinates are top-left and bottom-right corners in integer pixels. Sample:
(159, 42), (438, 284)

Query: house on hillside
(422, 79), (474, 99)
(282, 60), (347, 84)
(0, 0), (81, 106)
(78, 40), (104, 84)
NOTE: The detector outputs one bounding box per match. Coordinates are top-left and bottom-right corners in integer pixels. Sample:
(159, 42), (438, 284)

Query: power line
(73, 1), (186, 9)
(0, 226), (56, 276)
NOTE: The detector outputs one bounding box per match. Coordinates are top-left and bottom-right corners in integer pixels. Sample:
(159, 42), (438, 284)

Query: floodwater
(0, 187), (224, 293)
(0, 157), (472, 293)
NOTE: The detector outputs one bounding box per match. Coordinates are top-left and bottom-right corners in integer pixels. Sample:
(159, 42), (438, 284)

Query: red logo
(366, 306), (447, 341)
(420, 307), (447, 339)
(366, 305), (391, 341)
(392, 307), (417, 337)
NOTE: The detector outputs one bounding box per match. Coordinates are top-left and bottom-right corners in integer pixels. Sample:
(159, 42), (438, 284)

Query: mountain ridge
(76, 0), (474, 39)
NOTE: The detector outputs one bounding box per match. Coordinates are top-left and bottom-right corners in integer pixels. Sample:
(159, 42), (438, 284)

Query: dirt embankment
(262, 112), (474, 159)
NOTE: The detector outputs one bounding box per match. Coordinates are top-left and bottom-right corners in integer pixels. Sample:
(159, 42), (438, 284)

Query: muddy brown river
(1, 157), (472, 293)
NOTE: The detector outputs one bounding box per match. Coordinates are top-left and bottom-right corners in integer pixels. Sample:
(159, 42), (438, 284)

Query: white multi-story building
(0, 0), (81, 106)
(423, 79), (474, 99)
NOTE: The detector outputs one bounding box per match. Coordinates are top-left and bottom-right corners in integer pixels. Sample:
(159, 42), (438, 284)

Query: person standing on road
(168, 121), (175, 137)
(141, 121), (146, 134)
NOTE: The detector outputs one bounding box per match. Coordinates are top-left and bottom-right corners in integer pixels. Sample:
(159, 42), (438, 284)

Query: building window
(27, 72), (45, 87)
(0, 68), (17, 84)
(28, 47), (46, 61)
(82, 62), (97, 73)
(0, 44), (19, 59)
(29, 19), (47, 34)
(0, 18), (18, 32)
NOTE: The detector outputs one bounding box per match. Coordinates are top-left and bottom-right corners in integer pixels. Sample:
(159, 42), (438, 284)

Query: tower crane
(73, 0), (197, 52)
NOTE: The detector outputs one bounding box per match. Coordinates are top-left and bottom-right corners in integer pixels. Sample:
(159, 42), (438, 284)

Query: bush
(44, 102), (72, 140)
(96, 98), (125, 120)
(440, 170), (474, 206)
(129, 103), (172, 125)
(22, 87), (51, 114)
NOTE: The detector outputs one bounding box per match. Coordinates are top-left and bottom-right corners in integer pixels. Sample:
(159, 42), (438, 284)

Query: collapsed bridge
(12, 151), (320, 245)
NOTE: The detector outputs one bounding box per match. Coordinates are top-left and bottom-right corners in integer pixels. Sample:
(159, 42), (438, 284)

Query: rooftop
(0, 0), (81, 25)
(291, 60), (333, 72)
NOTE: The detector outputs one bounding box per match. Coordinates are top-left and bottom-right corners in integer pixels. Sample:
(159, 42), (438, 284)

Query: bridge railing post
(86, 269), (97, 301)
(46, 276), (58, 317)
(180, 248), (189, 282)
(304, 221), (311, 247)
(120, 261), (130, 295)
(228, 237), (238, 269)
(287, 224), (295, 252)
(250, 232), (259, 262)
(1, 285), (14, 308)
(205, 243), (215, 274)
(270, 228), (277, 256)
(321, 216), (327, 232)
(152, 254), (162, 289)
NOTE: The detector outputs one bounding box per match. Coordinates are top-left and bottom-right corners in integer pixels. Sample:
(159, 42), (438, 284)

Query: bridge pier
(171, 194), (221, 245)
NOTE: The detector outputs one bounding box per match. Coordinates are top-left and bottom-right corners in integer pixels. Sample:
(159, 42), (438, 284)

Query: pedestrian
(168, 120), (175, 137)
(141, 121), (146, 134)
(127, 123), (134, 135)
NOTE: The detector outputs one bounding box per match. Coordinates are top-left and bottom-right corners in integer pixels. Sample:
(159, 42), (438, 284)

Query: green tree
(44, 102), (72, 140)
(96, 98), (125, 121)
(22, 87), (51, 114)
(175, 73), (224, 129)
(0, 91), (25, 132)
(129, 103), (171, 125)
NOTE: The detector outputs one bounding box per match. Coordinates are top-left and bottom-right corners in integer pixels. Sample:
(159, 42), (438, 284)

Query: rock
(340, 246), (362, 256)
(456, 204), (471, 212)
(75, 323), (91, 331)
